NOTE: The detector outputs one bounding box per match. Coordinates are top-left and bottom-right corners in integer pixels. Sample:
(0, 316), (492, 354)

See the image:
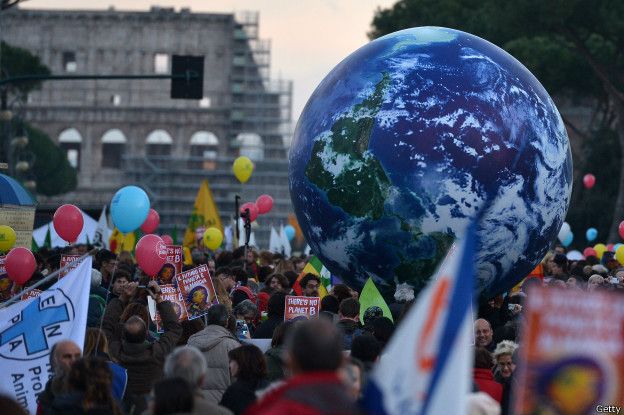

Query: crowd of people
(1, 241), (615, 415)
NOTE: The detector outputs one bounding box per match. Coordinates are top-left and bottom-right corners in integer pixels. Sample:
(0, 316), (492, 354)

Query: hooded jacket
(187, 324), (241, 404)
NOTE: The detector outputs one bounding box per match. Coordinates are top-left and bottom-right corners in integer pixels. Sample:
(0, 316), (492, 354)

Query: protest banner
(156, 245), (183, 286)
(284, 296), (320, 321)
(0, 256), (92, 414)
(0, 206), (35, 249)
(514, 286), (624, 414)
(177, 264), (217, 320)
(58, 254), (83, 279)
(0, 255), (13, 302)
(20, 289), (42, 301)
(153, 284), (188, 333)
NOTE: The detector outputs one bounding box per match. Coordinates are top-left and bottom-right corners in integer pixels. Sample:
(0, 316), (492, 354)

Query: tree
(370, 0), (624, 241)
(1, 41), (77, 196)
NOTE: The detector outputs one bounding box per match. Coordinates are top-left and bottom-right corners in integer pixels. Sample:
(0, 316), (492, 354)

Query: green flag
(172, 225), (179, 245)
(44, 226), (52, 248)
(358, 277), (393, 324)
(31, 236), (39, 252)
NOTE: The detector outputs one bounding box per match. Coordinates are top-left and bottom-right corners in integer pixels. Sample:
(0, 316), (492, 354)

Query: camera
(236, 319), (249, 340)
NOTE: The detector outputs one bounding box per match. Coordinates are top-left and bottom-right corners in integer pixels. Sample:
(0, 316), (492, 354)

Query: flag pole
(0, 248), (98, 309)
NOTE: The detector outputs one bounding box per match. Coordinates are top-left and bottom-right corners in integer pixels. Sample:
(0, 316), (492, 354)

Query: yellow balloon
(203, 227), (223, 251)
(0, 225), (16, 253)
(594, 243), (607, 260)
(616, 246), (624, 265)
(233, 156), (254, 184)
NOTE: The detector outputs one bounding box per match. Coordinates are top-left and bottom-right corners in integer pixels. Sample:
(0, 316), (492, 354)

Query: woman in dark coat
(219, 344), (268, 415)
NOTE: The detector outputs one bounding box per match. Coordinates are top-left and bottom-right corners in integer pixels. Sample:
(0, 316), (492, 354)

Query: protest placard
(59, 254), (83, 279)
(284, 296), (320, 321)
(0, 256), (13, 302)
(177, 264), (218, 320)
(20, 289), (42, 301)
(153, 284), (188, 333)
(156, 245), (183, 286)
(514, 286), (624, 414)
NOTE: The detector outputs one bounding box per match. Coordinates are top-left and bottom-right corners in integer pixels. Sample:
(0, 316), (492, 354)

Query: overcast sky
(22, 0), (397, 125)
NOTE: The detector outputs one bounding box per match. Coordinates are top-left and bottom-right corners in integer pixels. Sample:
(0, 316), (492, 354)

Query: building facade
(2, 6), (293, 246)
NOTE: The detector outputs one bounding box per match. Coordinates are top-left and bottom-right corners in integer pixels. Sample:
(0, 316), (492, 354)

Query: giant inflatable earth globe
(289, 27), (572, 299)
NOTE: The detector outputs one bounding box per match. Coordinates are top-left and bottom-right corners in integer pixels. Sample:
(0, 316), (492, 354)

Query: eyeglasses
(306, 283), (319, 289)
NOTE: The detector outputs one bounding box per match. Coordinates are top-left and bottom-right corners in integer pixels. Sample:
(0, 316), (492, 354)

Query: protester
(320, 294), (340, 315)
(220, 344), (268, 415)
(147, 377), (194, 415)
(264, 273), (289, 293)
(473, 347), (503, 403)
(474, 318), (495, 352)
(340, 356), (365, 401)
(253, 292), (286, 339)
(336, 298), (363, 350)
(96, 250), (117, 287)
(102, 281), (182, 413)
(83, 328), (128, 401)
(87, 269), (109, 327)
(369, 316), (394, 350)
(37, 340), (82, 415)
(493, 341), (519, 415)
(0, 395), (27, 415)
(50, 357), (123, 415)
(163, 346), (233, 415)
(187, 304), (241, 403)
(300, 273), (321, 297)
(211, 277), (233, 311)
(588, 274), (605, 292)
(246, 319), (361, 414)
(350, 333), (381, 379)
(264, 321), (294, 382)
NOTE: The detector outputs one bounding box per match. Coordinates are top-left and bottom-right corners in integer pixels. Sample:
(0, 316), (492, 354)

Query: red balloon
(161, 234), (173, 246)
(135, 234), (167, 277)
(619, 221), (624, 240)
(140, 209), (160, 234)
(608, 243), (615, 252)
(583, 247), (597, 258)
(5, 247), (36, 285)
(240, 202), (259, 222)
(255, 194), (274, 215)
(53, 204), (84, 243)
(583, 173), (596, 189)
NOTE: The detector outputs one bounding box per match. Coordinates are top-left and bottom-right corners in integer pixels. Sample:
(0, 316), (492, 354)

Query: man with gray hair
(164, 346), (233, 415)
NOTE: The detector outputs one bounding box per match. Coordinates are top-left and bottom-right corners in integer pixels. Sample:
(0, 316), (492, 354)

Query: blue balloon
(586, 227), (598, 242)
(110, 186), (150, 233)
(615, 243), (623, 252)
(562, 232), (573, 247)
(284, 225), (296, 241)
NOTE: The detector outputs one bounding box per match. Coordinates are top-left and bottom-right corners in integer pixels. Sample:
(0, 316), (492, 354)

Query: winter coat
(245, 372), (361, 415)
(102, 298), (182, 412)
(187, 324), (241, 404)
(336, 319), (364, 350)
(473, 368), (503, 403)
(253, 316), (282, 339)
(265, 346), (286, 382)
(220, 378), (267, 415)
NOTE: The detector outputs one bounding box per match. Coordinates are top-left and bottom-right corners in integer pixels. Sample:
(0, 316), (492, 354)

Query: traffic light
(170, 55), (204, 99)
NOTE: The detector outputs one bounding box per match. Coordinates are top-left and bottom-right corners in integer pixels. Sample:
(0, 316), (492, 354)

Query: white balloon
(557, 222), (571, 242)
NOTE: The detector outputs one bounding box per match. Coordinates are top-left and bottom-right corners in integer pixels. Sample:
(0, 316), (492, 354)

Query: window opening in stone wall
(63, 51), (77, 72)
(101, 129), (127, 169)
(111, 94), (121, 106)
(154, 53), (169, 74)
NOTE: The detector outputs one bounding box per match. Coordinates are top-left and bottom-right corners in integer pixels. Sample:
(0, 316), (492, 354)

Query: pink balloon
(583, 247), (597, 258)
(161, 234), (173, 246)
(135, 234), (167, 277)
(240, 202), (259, 222)
(608, 243), (615, 252)
(53, 204), (84, 243)
(5, 247), (36, 285)
(619, 221), (624, 240)
(140, 209), (160, 234)
(583, 173), (596, 189)
(255, 194), (274, 214)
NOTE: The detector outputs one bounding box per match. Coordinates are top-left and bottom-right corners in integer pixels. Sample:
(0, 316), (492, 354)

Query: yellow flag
(183, 180), (223, 248)
(108, 228), (137, 254)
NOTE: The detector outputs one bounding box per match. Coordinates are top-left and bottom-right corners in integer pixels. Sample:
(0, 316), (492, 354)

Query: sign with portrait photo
(176, 264), (218, 320)
(156, 245), (183, 286)
(153, 284), (188, 333)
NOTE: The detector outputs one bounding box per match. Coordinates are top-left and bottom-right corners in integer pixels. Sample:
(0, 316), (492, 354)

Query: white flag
(93, 205), (112, 249)
(362, 225), (477, 415)
(0, 256), (92, 414)
(279, 224), (292, 257)
(269, 227), (281, 253)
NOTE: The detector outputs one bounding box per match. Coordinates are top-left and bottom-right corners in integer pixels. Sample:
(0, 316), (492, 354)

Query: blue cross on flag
(0, 256), (92, 414)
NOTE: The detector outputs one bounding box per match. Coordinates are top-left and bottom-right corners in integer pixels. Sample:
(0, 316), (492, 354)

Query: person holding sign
(102, 280), (182, 414)
(300, 273), (321, 297)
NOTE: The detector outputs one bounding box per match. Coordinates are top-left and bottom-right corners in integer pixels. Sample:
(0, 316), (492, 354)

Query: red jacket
(473, 368), (503, 403)
(244, 372), (361, 415)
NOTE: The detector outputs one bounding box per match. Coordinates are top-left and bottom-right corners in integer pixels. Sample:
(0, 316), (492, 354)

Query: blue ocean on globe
(289, 27), (572, 299)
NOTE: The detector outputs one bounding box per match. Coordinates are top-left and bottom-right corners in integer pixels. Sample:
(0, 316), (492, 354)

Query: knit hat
(363, 306), (383, 326)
